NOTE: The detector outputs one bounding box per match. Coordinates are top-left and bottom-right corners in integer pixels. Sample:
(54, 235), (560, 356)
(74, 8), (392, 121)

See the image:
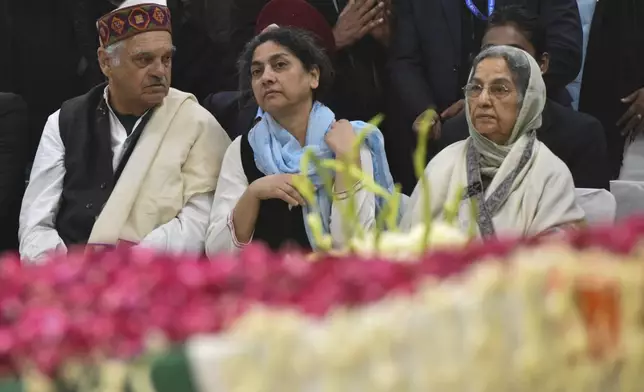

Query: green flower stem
(294, 150), (317, 207)
(291, 114), (402, 253)
(314, 155), (356, 244)
(306, 214), (333, 251)
(413, 109), (437, 254)
(342, 115), (386, 251)
(339, 164), (360, 249)
(373, 185), (402, 253)
(292, 149), (334, 251)
(385, 184), (403, 231)
(309, 154), (335, 200)
(444, 186), (465, 225)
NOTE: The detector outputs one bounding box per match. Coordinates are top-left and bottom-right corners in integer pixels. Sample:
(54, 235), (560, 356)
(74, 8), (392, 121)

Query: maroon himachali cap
(96, 0), (172, 48)
(255, 0), (337, 55)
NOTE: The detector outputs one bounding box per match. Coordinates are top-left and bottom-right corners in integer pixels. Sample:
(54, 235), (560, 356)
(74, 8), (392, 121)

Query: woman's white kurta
(205, 136), (376, 256)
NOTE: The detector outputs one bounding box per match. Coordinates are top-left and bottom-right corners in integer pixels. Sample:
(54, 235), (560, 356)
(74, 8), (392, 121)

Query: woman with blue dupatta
(205, 27), (396, 254)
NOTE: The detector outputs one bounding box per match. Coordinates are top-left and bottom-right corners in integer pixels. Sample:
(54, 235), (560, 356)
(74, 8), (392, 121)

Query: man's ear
(97, 47), (112, 78)
(539, 52), (550, 75)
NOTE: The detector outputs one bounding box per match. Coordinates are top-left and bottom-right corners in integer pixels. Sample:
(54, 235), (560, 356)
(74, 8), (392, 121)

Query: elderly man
(19, 0), (231, 261)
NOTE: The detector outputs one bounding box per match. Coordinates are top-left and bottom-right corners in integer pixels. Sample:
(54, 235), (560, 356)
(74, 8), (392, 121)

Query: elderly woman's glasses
(463, 83), (512, 99)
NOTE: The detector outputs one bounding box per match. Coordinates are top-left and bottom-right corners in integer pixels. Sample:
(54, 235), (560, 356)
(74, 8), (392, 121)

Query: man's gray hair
(469, 45), (532, 105)
(104, 41), (125, 66)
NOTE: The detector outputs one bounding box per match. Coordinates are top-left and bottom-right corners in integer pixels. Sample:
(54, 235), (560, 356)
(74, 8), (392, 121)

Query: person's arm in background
(0, 0), (15, 92)
(541, 0), (583, 95)
(223, 0), (269, 91)
(386, 0), (434, 126)
(65, 0), (111, 89)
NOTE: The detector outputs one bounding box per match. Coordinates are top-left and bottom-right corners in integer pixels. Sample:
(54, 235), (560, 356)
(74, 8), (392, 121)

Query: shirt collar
(103, 86), (117, 117)
(255, 107), (264, 120)
(103, 86), (151, 118)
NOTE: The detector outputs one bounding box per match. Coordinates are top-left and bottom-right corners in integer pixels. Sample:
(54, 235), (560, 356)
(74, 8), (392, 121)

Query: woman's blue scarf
(247, 102), (397, 249)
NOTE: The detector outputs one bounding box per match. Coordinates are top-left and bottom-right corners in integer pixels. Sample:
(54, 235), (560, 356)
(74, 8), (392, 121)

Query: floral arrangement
(2, 220), (644, 391)
(3, 113), (644, 391)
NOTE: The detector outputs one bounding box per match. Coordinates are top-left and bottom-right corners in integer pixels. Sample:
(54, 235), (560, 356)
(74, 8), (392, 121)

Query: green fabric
(0, 379), (21, 392)
(151, 348), (197, 392)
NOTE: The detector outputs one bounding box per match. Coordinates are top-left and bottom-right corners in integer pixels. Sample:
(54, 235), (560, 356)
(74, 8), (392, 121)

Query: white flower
(350, 222), (467, 261)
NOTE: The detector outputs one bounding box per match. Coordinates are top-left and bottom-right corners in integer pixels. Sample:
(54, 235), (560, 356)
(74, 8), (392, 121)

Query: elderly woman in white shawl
(401, 45), (585, 238)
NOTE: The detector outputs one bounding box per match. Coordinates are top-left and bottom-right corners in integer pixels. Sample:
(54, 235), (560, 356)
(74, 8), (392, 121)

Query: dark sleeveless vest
(55, 83), (152, 246)
(239, 134), (311, 251)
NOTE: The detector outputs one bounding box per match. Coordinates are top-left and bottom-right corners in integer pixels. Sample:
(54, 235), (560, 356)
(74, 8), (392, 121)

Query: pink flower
(174, 299), (219, 339)
(176, 262), (208, 289)
(32, 346), (62, 376)
(0, 328), (14, 355)
(15, 307), (69, 344)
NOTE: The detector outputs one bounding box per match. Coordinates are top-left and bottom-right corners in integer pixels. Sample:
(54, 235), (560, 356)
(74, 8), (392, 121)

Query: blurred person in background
(164, 0), (230, 101)
(0, 94), (29, 253)
(0, 0), (14, 92)
(387, 0), (582, 194)
(438, 6), (609, 190)
(565, 0), (597, 111)
(579, 0), (644, 179)
(2, 0), (87, 162)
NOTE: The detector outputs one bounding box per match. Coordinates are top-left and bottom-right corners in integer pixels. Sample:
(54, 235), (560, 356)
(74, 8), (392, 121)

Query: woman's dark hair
(237, 27), (335, 102)
(486, 5), (547, 58)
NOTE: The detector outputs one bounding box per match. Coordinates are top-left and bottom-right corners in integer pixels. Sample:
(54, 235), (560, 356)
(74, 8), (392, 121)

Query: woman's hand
(326, 120), (357, 159)
(249, 174), (306, 207)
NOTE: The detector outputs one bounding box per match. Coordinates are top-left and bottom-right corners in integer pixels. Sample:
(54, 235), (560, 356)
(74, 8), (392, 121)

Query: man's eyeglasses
(463, 83), (512, 99)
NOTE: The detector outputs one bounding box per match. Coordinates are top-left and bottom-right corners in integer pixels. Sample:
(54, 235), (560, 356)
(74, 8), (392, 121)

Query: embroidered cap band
(97, 3), (172, 48)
